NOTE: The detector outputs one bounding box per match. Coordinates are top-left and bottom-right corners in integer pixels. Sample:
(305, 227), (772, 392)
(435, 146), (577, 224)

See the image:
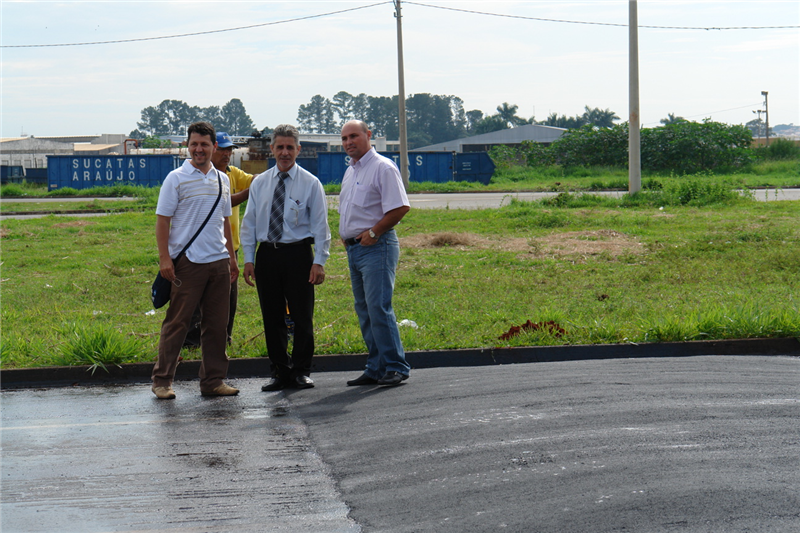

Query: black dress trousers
(254, 241), (315, 380)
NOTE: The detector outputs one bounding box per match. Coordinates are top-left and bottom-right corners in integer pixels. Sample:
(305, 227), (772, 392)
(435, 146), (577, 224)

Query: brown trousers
(152, 257), (231, 390)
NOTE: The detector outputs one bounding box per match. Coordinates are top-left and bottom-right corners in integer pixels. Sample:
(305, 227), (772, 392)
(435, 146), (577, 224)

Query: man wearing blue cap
(183, 131), (254, 347)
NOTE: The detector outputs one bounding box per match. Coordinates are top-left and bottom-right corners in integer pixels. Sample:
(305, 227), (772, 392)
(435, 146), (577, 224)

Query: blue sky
(1, 1), (797, 138)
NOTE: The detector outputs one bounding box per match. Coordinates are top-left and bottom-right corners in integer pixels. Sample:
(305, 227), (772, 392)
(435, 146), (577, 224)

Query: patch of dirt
(402, 232), (530, 252)
(401, 230), (643, 259)
(536, 230), (643, 258)
(0, 228), (9, 239)
(53, 220), (95, 229)
(499, 320), (567, 340)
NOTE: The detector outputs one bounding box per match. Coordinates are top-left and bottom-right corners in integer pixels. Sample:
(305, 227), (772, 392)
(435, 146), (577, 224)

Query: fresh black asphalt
(2, 341), (799, 532)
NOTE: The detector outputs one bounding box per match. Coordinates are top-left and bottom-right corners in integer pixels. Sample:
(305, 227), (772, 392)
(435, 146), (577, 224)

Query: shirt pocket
(351, 184), (372, 208)
(288, 201), (307, 227)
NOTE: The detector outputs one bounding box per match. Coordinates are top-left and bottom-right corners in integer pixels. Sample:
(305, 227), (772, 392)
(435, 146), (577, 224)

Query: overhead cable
(405, 2), (800, 30)
(4, 0), (797, 49)
(1, 2), (391, 48)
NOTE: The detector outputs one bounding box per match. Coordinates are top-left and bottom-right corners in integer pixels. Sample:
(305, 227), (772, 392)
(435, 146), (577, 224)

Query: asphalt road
(1, 189), (798, 221)
(2, 355), (798, 533)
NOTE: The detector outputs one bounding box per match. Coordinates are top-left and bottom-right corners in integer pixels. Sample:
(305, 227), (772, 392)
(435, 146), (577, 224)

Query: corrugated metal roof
(412, 124), (567, 152)
(73, 144), (120, 152)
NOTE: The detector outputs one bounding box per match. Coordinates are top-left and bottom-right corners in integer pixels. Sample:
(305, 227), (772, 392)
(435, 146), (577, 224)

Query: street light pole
(394, 0), (410, 189)
(752, 110), (763, 139)
(761, 91), (770, 146)
(628, 0), (641, 193)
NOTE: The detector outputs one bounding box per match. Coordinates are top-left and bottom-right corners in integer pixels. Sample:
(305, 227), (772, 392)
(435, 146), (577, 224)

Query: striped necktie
(267, 171), (289, 242)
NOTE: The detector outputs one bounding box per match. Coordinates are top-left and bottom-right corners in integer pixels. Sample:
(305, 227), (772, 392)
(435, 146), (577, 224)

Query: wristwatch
(368, 228), (377, 239)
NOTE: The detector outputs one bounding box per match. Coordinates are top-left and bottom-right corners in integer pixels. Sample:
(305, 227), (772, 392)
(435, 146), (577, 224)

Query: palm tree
(660, 113), (687, 125)
(582, 106), (620, 128)
(495, 102), (528, 128)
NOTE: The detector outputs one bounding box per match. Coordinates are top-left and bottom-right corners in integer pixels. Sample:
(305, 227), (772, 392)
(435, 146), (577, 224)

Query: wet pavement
(1, 383), (357, 532)
(2, 355), (799, 532)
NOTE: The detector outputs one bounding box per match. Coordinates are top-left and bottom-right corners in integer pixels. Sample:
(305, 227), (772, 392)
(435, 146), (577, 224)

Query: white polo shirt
(156, 159), (232, 264)
(338, 148), (409, 239)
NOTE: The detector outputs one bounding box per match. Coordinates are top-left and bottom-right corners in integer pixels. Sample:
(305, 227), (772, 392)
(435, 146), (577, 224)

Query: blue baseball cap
(216, 132), (236, 148)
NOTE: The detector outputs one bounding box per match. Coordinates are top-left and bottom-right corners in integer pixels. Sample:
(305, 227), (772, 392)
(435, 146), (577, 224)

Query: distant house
(412, 124), (567, 153)
(0, 137), (74, 168)
(0, 134), (127, 168)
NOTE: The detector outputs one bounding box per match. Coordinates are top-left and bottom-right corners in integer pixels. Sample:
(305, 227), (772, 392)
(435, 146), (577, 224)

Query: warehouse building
(412, 124), (566, 153)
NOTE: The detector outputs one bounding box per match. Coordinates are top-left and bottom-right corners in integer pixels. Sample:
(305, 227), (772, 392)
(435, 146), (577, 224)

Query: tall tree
(135, 105), (167, 137)
(496, 102), (529, 128)
(297, 95), (336, 133)
(366, 96), (398, 138)
(465, 109), (484, 135)
(156, 100), (195, 136)
(660, 113), (687, 125)
(199, 105), (222, 127)
(474, 115), (508, 135)
(543, 113), (582, 129)
(582, 106), (619, 128)
(218, 98), (256, 135)
(450, 97), (467, 137)
(404, 93), (469, 147)
(352, 93), (370, 123)
(331, 91), (355, 127)
(745, 118), (768, 138)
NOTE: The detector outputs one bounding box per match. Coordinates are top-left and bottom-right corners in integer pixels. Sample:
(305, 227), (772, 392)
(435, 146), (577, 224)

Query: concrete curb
(2, 337), (798, 390)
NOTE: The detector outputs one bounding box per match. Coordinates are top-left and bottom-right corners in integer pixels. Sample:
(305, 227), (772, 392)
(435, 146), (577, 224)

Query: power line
(5, 1), (796, 49)
(1, 2), (391, 48)
(642, 103), (763, 126)
(404, 2), (800, 30)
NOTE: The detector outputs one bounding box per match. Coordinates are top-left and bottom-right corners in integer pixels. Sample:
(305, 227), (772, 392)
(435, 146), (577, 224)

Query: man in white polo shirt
(339, 120), (411, 387)
(151, 121), (240, 399)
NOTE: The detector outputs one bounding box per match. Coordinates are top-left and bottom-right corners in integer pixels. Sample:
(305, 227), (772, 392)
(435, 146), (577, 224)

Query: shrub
(488, 144), (525, 170)
(641, 120), (753, 173)
(55, 323), (146, 374)
(0, 184), (25, 197)
(764, 138), (800, 160)
(48, 187), (80, 197)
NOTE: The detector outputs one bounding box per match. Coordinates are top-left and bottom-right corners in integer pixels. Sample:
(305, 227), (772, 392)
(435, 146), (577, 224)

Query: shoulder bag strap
(174, 169), (223, 261)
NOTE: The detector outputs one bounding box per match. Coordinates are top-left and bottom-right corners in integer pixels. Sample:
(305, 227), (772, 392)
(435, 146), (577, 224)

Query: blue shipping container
(316, 152), (493, 185)
(454, 153), (494, 185)
(47, 155), (181, 191)
(25, 168), (48, 185)
(1, 166), (25, 185)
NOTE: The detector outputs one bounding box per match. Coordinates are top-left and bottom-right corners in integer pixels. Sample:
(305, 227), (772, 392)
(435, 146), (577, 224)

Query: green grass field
(2, 182), (798, 371)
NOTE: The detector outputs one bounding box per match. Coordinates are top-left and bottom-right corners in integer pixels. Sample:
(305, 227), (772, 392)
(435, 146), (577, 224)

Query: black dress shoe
(346, 373), (378, 386)
(377, 371), (409, 386)
(261, 378), (288, 392)
(293, 375), (315, 389)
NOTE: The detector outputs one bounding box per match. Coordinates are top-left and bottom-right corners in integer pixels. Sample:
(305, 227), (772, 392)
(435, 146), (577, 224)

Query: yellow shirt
(227, 165), (254, 251)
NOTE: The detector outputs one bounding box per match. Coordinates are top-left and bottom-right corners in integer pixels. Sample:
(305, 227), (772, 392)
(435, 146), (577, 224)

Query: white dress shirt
(338, 148), (410, 239)
(240, 163), (331, 266)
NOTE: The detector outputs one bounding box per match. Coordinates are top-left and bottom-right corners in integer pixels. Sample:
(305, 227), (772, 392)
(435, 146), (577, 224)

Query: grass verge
(1, 184), (798, 371)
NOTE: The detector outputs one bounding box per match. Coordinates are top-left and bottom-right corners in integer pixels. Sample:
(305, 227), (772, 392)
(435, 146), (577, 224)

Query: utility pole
(394, 0), (410, 188)
(628, 0), (641, 193)
(761, 91), (770, 146)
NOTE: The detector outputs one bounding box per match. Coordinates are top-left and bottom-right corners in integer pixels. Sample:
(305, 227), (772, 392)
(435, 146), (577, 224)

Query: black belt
(260, 237), (313, 249)
(344, 237), (361, 246)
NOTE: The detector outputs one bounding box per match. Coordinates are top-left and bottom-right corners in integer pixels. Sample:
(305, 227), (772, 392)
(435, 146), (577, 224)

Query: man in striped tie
(240, 124), (331, 391)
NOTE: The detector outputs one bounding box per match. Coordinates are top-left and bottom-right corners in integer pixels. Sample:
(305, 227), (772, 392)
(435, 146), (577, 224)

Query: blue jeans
(346, 229), (410, 378)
